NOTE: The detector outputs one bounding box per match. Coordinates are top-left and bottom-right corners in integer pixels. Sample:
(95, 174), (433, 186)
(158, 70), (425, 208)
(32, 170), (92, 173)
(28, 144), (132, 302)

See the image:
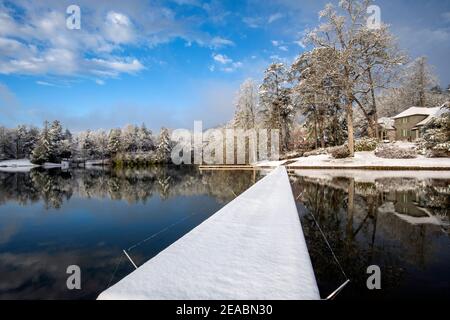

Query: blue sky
(0, 0), (449, 132)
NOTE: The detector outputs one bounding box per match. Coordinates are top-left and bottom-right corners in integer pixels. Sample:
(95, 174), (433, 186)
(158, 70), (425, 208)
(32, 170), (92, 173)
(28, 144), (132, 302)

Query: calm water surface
(291, 170), (449, 300)
(0, 166), (448, 300)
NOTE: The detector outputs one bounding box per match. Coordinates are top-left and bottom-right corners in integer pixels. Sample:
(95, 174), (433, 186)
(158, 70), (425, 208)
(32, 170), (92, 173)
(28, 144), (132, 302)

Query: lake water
(0, 166), (448, 300)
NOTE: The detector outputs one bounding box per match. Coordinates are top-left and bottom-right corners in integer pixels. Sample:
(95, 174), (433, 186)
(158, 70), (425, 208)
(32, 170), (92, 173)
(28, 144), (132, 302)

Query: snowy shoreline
(250, 150), (450, 170)
(0, 159), (64, 171)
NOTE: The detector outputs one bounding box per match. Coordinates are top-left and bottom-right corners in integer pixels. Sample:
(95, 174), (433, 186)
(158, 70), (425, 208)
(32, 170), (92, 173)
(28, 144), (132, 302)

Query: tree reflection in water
(290, 172), (449, 300)
(0, 166), (262, 299)
(0, 166), (261, 209)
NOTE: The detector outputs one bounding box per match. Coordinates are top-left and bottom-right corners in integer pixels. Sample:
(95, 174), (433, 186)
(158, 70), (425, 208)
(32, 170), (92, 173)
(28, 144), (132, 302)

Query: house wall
(394, 115), (428, 141)
(378, 128), (396, 142)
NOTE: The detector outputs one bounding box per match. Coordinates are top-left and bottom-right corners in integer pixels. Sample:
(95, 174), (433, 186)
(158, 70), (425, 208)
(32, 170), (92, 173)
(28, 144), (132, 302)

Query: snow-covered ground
(288, 151), (450, 169)
(291, 169), (450, 182)
(98, 166), (320, 300)
(253, 159), (287, 167)
(0, 159), (37, 168)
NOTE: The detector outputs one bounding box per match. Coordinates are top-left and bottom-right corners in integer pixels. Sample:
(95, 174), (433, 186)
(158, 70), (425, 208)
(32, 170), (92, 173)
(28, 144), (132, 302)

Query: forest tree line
(0, 121), (172, 165)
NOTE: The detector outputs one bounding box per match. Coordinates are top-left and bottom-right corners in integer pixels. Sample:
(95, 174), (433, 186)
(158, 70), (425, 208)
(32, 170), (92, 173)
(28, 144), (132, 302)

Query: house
(392, 107), (441, 141)
(377, 104), (449, 141)
(377, 117), (396, 142)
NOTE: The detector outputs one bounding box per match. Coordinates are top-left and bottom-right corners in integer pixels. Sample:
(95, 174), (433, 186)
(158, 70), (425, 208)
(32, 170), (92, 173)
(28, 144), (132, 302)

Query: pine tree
(155, 127), (172, 163)
(259, 63), (295, 152)
(138, 123), (154, 152)
(108, 128), (122, 157)
(31, 121), (52, 164)
(80, 130), (95, 159)
(48, 120), (64, 162)
(0, 127), (13, 160)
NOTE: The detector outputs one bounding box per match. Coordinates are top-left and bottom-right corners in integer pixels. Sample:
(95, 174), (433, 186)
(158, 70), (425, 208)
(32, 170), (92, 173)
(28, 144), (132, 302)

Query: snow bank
(288, 151), (450, 169)
(252, 159), (287, 167)
(98, 166), (320, 300)
(0, 159), (37, 168)
(291, 169), (450, 182)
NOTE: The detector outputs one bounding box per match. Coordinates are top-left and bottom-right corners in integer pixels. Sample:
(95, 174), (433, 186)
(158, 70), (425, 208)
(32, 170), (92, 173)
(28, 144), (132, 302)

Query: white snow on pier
(98, 166), (320, 300)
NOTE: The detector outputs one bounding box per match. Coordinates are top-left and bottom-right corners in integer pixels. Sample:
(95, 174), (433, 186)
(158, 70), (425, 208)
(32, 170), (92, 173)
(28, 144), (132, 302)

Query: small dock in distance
(98, 166), (320, 300)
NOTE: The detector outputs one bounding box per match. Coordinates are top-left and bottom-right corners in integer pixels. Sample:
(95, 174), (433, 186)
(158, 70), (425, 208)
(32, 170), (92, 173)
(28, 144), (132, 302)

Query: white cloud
(212, 53), (232, 64)
(211, 53), (242, 72)
(103, 11), (135, 44)
(36, 81), (56, 87)
(243, 17), (262, 28)
(95, 79), (105, 85)
(210, 36), (235, 49)
(89, 58), (145, 76)
(268, 13), (283, 24)
(0, 0), (227, 79)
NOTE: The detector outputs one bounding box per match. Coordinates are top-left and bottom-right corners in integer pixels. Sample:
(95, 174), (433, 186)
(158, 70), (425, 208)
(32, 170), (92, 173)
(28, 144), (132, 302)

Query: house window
(402, 129), (408, 137)
(402, 117), (408, 124)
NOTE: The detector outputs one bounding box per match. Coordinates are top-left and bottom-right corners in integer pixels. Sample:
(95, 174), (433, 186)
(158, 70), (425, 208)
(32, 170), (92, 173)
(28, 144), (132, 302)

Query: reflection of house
(378, 104), (448, 141)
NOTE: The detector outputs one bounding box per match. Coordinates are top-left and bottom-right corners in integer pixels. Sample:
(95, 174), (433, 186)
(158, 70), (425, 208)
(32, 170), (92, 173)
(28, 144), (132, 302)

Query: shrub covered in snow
(421, 110), (450, 157)
(375, 145), (417, 159)
(330, 145), (350, 159)
(355, 137), (378, 152)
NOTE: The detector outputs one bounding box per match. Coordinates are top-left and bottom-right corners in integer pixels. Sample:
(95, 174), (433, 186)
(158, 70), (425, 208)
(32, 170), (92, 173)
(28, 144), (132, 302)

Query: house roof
(393, 107), (440, 119)
(413, 104), (449, 128)
(377, 117), (395, 130)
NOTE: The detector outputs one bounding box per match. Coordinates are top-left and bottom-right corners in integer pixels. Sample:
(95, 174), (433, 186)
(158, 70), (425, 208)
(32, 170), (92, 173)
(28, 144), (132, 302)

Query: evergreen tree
(259, 63), (295, 152)
(108, 128), (122, 157)
(31, 121), (52, 164)
(138, 123), (154, 152)
(155, 127), (172, 163)
(48, 120), (64, 161)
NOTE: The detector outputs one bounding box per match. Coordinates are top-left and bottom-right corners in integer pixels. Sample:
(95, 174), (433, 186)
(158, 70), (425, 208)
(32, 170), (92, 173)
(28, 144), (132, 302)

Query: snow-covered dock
(98, 166), (320, 300)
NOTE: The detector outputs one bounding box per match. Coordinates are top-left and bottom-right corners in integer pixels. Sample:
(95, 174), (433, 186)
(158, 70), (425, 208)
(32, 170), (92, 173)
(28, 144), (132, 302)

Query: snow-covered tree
(155, 127), (172, 163)
(351, 24), (407, 138)
(48, 120), (64, 161)
(79, 130), (95, 160)
(92, 130), (108, 160)
(31, 121), (52, 164)
(137, 124), (154, 152)
(0, 127), (13, 160)
(291, 47), (344, 148)
(403, 56), (438, 107)
(421, 105), (450, 157)
(122, 124), (139, 153)
(259, 63), (295, 152)
(304, 0), (385, 155)
(234, 79), (258, 130)
(108, 128), (122, 157)
(378, 57), (448, 117)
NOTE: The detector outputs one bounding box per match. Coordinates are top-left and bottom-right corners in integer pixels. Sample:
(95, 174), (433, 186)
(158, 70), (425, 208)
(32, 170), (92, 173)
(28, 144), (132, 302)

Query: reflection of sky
(0, 195), (222, 299)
